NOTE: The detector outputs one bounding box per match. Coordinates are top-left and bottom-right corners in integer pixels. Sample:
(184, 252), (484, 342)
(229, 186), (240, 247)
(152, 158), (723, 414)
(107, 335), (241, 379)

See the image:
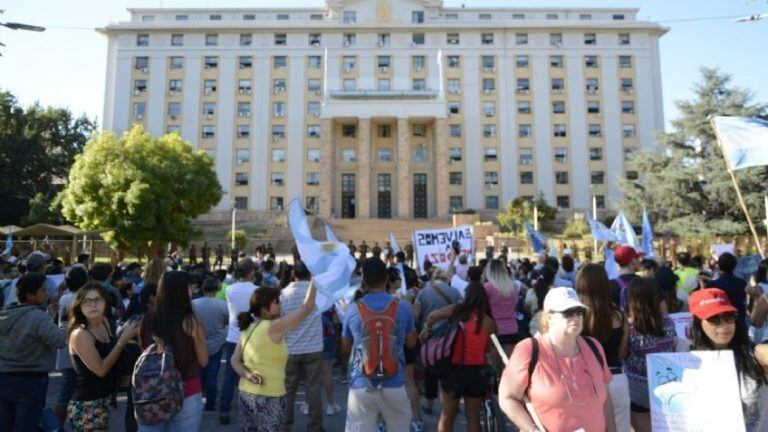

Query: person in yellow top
(230, 277), (316, 432)
(674, 252), (700, 297)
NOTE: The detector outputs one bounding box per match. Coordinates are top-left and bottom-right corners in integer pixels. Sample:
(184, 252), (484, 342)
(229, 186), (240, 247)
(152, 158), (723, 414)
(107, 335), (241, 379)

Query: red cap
(689, 288), (738, 320)
(614, 245), (640, 266)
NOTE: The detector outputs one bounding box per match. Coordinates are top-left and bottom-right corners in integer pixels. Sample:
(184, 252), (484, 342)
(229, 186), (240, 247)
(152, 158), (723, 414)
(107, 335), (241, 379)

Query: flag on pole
(604, 247), (620, 279)
(389, 232), (401, 254)
(524, 221), (547, 254)
(641, 208), (655, 258)
(711, 116), (768, 171)
(610, 212), (640, 250)
(588, 218), (620, 243)
(2, 227), (11, 256)
(288, 199), (355, 311)
(324, 223), (339, 243)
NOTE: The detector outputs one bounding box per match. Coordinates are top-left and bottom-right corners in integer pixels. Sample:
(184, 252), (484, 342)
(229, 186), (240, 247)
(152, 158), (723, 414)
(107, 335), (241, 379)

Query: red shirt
(451, 313), (489, 365)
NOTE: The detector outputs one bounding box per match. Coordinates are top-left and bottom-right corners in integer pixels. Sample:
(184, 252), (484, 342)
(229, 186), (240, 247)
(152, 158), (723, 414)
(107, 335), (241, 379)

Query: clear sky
(0, 0), (766, 130)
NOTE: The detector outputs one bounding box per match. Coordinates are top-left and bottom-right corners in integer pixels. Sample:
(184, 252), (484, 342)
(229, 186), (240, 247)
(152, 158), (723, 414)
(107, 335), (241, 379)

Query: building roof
(12, 224), (85, 238)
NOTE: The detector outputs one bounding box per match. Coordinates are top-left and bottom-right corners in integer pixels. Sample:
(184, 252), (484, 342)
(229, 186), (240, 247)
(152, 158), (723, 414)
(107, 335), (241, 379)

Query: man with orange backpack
(341, 257), (417, 432)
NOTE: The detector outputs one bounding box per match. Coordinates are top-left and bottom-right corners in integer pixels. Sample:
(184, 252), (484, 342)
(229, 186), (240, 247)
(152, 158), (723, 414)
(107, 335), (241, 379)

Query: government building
(99, 0), (667, 220)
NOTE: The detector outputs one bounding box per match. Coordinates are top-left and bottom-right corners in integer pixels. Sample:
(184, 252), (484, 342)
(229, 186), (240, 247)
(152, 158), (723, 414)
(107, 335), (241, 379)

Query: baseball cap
(125, 262), (143, 272)
(689, 288), (737, 320)
(614, 245), (641, 267)
(543, 287), (588, 312)
(25, 251), (49, 271)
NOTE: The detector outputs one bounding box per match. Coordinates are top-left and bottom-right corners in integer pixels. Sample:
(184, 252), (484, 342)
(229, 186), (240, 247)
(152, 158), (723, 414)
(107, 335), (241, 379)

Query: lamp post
(231, 200), (237, 251)
(591, 185), (598, 258)
(734, 13), (768, 23)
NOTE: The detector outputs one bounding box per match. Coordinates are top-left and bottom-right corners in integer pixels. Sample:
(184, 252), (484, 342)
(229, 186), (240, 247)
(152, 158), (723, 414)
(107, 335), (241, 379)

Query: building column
(397, 117), (411, 218)
(319, 118), (334, 218)
(435, 117), (450, 217)
(357, 118), (371, 218)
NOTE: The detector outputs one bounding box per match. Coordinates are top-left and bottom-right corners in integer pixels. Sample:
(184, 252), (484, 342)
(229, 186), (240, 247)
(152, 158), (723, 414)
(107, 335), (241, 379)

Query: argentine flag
(610, 212), (640, 250)
(524, 221), (547, 254)
(711, 116), (768, 171)
(641, 208), (655, 258)
(588, 218), (620, 243)
(289, 199), (355, 311)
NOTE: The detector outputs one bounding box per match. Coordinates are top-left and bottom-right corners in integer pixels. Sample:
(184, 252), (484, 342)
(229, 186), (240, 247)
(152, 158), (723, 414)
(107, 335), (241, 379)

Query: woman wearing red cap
(690, 288), (768, 431)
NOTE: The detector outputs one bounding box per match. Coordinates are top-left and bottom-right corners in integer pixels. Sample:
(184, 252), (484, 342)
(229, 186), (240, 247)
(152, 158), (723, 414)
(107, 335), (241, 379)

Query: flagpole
(533, 204), (539, 231)
(592, 194), (598, 260)
(710, 117), (765, 258)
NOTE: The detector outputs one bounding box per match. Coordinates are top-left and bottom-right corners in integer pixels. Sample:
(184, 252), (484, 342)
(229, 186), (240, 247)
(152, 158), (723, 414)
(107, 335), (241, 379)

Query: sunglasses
(559, 307), (586, 319)
(705, 313), (737, 326)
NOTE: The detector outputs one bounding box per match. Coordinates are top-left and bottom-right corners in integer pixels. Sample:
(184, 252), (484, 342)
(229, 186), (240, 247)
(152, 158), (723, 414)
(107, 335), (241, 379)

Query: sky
(0, 0), (766, 130)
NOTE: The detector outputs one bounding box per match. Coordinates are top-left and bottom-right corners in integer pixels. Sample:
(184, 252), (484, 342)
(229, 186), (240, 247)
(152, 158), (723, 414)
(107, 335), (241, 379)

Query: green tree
(496, 194), (557, 233)
(563, 218), (590, 239)
(227, 229), (248, 251)
(619, 68), (768, 236)
(0, 90), (95, 225)
(58, 125), (222, 251)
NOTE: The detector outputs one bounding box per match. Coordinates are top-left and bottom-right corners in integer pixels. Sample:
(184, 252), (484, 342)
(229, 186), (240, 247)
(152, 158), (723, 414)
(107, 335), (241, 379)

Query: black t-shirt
(610, 274), (639, 309)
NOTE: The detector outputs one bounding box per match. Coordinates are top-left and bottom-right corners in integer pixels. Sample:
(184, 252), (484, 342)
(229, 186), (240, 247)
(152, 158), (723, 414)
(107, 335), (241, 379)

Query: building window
(274, 34), (287, 46)
(137, 34), (149, 47)
(621, 78), (634, 93)
(447, 55), (460, 68)
(307, 125), (321, 138)
(591, 171), (605, 185)
(239, 56), (252, 69)
(239, 79), (252, 94)
(555, 171), (569, 185)
(550, 33), (562, 47)
(584, 33), (597, 45)
(518, 124), (532, 138)
(556, 195), (570, 209)
(517, 78), (530, 93)
(205, 34), (218, 46)
(343, 79), (356, 91)
(240, 34), (252, 46)
(209, 14), (222, 20)
(307, 148), (320, 162)
(343, 11), (356, 24)
(170, 34), (183, 46)
(276, 14), (289, 20)
(272, 78), (286, 93)
(449, 125), (462, 138)
(235, 197), (248, 210)
(585, 55), (598, 68)
(202, 102), (216, 116)
(378, 55), (391, 70)
(447, 33), (460, 45)
(175, 15), (188, 21)
(520, 171), (534, 184)
(201, 125), (215, 139)
(516, 55), (529, 68)
(308, 34), (322, 47)
(484, 148), (498, 161)
(550, 55), (564, 68)
(485, 196), (499, 209)
(376, 124), (391, 138)
(555, 147), (568, 163)
(613, 14), (626, 20)
(482, 78), (495, 93)
(483, 101), (495, 117)
(552, 101), (566, 114)
(342, 56), (356, 72)
(133, 102), (145, 120)
(306, 196), (319, 213)
(274, 56), (287, 69)
(517, 100), (532, 114)
(484, 172), (499, 188)
(273, 102), (286, 118)
(515, 33), (528, 45)
(519, 148), (533, 165)
(546, 13), (559, 20)
(342, 125), (356, 138)
(586, 78), (599, 94)
(445, 13), (458, 20)
(271, 172), (285, 186)
(412, 79), (426, 91)
(308, 55), (322, 69)
(167, 102), (181, 117)
(587, 101), (601, 114)
(377, 148), (391, 161)
(625, 147), (638, 161)
(449, 148), (462, 162)
(243, 14), (255, 20)
(342, 148), (356, 162)
(553, 124), (567, 137)
(235, 173), (249, 186)
(270, 197), (284, 211)
(449, 102), (460, 116)
(236, 125), (250, 139)
(377, 79), (391, 91)
(619, 55), (633, 68)
(449, 172), (462, 185)
(580, 13), (592, 20)
(590, 147), (603, 161)
(623, 124), (637, 137)
(306, 172), (320, 186)
(412, 11), (425, 23)
(551, 79), (565, 93)
(237, 102), (251, 117)
(168, 79), (182, 93)
(622, 101), (635, 114)
(170, 57), (183, 69)
(596, 195), (605, 209)
(236, 149), (250, 164)
(306, 101), (321, 117)
(450, 196), (463, 212)
(166, 125), (180, 134)
(412, 55), (425, 71)
(626, 171), (639, 180)
(377, 33), (390, 46)
(308, 79), (322, 92)
(481, 33), (494, 45)
(204, 57), (218, 69)
(412, 33), (425, 45)
(619, 33), (630, 45)
(343, 33), (356, 47)
(134, 79), (147, 94)
(447, 79), (461, 94)
(135, 57), (149, 70)
(481, 13), (495, 20)
(588, 124), (602, 137)
(483, 124), (496, 138)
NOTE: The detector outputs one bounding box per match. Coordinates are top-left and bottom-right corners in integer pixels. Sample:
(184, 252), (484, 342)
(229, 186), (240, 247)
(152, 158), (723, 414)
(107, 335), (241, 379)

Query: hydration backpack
(357, 298), (400, 383)
(131, 343), (184, 425)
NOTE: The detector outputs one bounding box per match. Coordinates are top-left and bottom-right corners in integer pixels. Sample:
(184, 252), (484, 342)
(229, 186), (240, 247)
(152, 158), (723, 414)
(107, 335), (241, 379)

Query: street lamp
(734, 13), (768, 23)
(0, 22), (45, 32)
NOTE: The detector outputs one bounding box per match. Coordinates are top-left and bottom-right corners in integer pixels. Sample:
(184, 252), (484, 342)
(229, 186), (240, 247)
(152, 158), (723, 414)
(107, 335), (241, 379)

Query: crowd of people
(0, 239), (767, 431)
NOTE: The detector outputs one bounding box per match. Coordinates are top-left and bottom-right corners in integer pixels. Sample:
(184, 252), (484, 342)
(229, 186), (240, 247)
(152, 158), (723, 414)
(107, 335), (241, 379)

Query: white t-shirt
(225, 281), (258, 343)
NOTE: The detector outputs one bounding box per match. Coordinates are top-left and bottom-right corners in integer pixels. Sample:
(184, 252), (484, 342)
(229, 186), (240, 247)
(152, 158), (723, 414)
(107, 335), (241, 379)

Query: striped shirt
(280, 281), (323, 355)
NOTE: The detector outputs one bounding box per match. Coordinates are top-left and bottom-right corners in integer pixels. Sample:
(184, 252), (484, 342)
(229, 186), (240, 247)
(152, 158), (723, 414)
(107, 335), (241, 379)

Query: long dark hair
(534, 266), (556, 311)
(237, 286), (281, 331)
(692, 317), (767, 386)
(626, 277), (665, 337)
(152, 271), (195, 351)
(755, 259), (768, 285)
(68, 283), (111, 338)
(450, 281), (492, 334)
(576, 264), (617, 344)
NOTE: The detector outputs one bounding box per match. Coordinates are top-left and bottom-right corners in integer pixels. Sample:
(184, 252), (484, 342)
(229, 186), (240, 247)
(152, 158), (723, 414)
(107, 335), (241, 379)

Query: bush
(227, 229), (248, 251)
(563, 219), (590, 239)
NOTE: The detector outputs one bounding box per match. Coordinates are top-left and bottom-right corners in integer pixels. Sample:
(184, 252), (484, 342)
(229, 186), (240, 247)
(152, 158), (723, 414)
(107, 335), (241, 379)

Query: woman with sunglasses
(690, 288), (768, 431)
(230, 281), (316, 431)
(624, 278), (676, 432)
(499, 287), (616, 432)
(67, 283), (139, 432)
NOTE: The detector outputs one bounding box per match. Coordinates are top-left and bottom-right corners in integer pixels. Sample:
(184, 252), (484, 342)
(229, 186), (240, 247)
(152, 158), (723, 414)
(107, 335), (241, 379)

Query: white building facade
(99, 0), (667, 219)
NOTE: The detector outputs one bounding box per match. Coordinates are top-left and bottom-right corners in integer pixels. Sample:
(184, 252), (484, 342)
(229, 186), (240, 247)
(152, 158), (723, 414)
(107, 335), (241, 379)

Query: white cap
(543, 287), (587, 312)
(563, 248), (573, 256)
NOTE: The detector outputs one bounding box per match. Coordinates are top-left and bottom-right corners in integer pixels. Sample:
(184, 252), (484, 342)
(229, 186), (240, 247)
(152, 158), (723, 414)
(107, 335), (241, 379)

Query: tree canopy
(58, 125), (222, 251)
(0, 90), (95, 225)
(618, 67), (768, 236)
(497, 195), (557, 234)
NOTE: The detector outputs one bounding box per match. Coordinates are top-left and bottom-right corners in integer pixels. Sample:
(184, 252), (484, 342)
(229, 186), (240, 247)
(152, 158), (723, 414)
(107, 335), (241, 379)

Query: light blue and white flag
(389, 232), (401, 254)
(289, 199), (356, 311)
(711, 116), (768, 171)
(548, 242), (558, 258)
(610, 212), (640, 250)
(642, 208), (655, 258)
(324, 223), (339, 243)
(588, 218), (620, 243)
(2, 227), (11, 256)
(524, 221), (547, 254)
(605, 248), (620, 279)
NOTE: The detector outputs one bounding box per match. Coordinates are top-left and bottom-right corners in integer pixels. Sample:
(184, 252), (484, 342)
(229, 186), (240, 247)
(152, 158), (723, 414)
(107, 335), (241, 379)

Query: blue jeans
(219, 342), (239, 415)
(0, 373), (49, 432)
(200, 348), (222, 410)
(137, 393), (202, 432)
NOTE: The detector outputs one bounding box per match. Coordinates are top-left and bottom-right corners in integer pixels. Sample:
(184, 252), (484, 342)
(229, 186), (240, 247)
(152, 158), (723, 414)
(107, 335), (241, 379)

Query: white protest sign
(647, 351), (745, 432)
(667, 312), (692, 341)
(412, 225), (474, 275)
(710, 243), (735, 258)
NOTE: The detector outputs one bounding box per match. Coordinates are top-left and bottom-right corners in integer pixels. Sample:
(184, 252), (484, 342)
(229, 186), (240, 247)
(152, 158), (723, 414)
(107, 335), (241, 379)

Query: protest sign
(735, 254), (761, 281)
(647, 351), (744, 432)
(413, 225), (474, 275)
(667, 312), (692, 341)
(709, 243), (735, 258)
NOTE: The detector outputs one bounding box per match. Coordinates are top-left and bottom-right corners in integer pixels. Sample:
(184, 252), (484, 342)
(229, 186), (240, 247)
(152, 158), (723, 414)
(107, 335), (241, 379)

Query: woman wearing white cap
(498, 287), (616, 432)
